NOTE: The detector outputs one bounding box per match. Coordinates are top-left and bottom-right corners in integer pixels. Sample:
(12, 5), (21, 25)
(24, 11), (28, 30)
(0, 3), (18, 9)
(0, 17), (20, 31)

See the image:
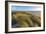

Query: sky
(11, 6), (41, 12)
(11, 6), (41, 16)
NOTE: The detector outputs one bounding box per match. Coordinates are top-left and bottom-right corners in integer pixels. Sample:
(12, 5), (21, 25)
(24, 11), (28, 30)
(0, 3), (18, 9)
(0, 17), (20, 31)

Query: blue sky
(11, 6), (40, 12)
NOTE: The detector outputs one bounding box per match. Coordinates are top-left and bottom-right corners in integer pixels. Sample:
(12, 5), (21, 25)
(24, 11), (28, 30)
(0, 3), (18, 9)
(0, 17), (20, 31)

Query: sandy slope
(12, 12), (41, 28)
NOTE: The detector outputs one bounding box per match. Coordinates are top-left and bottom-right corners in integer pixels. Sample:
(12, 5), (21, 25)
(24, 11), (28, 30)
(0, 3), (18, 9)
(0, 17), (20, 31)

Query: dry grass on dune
(12, 12), (41, 28)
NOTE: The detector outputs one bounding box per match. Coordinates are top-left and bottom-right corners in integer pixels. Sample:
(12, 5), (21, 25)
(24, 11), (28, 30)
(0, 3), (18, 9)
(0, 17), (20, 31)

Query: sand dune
(12, 11), (41, 28)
